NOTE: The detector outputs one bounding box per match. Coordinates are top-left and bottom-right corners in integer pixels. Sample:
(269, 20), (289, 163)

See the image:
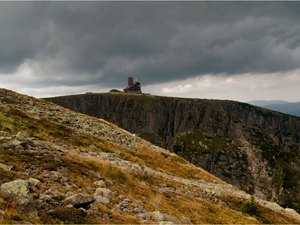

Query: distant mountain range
(248, 100), (300, 117)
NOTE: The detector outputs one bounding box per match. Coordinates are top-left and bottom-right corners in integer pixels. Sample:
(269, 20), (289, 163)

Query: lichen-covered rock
(62, 193), (95, 209)
(28, 178), (41, 188)
(151, 210), (164, 221)
(151, 211), (181, 224)
(0, 163), (12, 170)
(0, 179), (38, 218)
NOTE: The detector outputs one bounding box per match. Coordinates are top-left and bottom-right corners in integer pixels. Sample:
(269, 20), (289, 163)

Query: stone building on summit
(123, 76), (142, 93)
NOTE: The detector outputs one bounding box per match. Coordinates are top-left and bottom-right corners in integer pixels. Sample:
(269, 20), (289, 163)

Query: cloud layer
(1, 2), (300, 100)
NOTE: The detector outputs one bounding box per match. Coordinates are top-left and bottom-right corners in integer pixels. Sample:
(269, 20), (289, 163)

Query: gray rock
(94, 180), (106, 187)
(0, 139), (22, 149)
(0, 179), (38, 218)
(49, 171), (63, 181)
(163, 213), (181, 224)
(16, 131), (30, 141)
(62, 193), (95, 209)
(181, 215), (192, 224)
(0, 105), (10, 112)
(94, 196), (110, 204)
(95, 188), (114, 199)
(0, 131), (10, 137)
(28, 178), (41, 188)
(151, 211), (181, 224)
(39, 194), (53, 203)
(158, 187), (175, 193)
(0, 163), (12, 170)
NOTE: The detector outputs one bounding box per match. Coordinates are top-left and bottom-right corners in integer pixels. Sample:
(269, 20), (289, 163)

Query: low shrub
(240, 196), (259, 216)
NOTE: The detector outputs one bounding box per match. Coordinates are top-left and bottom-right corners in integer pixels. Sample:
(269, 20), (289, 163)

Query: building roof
(124, 81), (140, 90)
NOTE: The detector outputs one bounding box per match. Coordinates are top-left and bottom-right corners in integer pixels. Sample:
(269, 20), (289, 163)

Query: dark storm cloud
(1, 2), (300, 87)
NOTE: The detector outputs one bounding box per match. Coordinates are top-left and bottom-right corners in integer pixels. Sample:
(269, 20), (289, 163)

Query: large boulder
(62, 193), (95, 209)
(0, 179), (38, 218)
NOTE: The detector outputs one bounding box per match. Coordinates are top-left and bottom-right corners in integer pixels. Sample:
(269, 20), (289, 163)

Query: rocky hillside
(46, 92), (300, 214)
(0, 89), (299, 224)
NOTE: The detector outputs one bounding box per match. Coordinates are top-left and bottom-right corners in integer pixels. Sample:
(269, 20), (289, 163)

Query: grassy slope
(0, 89), (299, 224)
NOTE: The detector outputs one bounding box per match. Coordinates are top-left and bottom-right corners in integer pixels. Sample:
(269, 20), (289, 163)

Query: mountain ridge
(248, 100), (300, 117)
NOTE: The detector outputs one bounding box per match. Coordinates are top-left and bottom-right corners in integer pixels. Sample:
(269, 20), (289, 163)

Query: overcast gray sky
(1, 2), (300, 102)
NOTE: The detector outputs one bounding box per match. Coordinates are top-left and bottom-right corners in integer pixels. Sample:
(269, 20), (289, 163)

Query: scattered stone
(136, 212), (152, 220)
(0, 131), (10, 137)
(94, 195), (110, 204)
(28, 178), (41, 188)
(16, 131), (30, 141)
(95, 188), (114, 199)
(0, 105), (10, 112)
(151, 211), (181, 224)
(49, 171), (63, 182)
(62, 193), (95, 209)
(39, 194), (53, 203)
(0, 139), (22, 149)
(159, 186), (175, 193)
(151, 211), (165, 222)
(0, 179), (38, 218)
(88, 204), (101, 215)
(0, 163), (13, 170)
(94, 180), (106, 187)
(182, 215), (192, 224)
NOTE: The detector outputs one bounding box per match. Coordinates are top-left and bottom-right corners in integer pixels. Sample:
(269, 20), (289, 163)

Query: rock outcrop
(46, 92), (300, 212)
(0, 179), (38, 218)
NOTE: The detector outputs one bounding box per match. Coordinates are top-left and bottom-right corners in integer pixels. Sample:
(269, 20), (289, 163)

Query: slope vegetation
(0, 89), (299, 224)
(46, 92), (300, 213)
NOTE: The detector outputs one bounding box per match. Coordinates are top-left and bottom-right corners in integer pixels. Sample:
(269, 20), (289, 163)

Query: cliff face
(45, 92), (300, 212)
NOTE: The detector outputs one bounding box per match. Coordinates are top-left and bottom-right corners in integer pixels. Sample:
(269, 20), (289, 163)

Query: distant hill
(45, 92), (300, 213)
(249, 100), (300, 117)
